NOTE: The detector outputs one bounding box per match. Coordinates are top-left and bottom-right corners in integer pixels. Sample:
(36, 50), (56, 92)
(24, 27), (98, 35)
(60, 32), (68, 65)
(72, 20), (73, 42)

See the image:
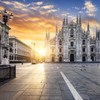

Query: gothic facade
(45, 16), (100, 62)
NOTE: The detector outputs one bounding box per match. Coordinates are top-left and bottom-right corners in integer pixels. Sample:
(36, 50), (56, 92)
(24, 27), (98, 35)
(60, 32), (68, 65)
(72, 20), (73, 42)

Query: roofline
(9, 36), (31, 49)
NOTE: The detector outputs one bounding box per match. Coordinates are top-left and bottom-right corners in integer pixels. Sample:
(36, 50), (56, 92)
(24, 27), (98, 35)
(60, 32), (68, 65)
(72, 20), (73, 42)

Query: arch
(70, 28), (74, 37)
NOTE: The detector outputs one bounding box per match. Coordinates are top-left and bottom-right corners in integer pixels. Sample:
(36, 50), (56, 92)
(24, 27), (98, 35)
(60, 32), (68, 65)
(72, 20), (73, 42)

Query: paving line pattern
(60, 71), (83, 100)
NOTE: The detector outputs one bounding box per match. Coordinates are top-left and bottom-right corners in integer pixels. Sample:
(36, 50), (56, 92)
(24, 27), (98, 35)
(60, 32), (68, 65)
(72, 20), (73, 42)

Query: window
(10, 48), (13, 53)
(52, 48), (54, 53)
(82, 40), (85, 45)
(12, 56), (13, 60)
(9, 42), (13, 47)
(91, 47), (94, 52)
(59, 40), (62, 45)
(10, 55), (12, 60)
(70, 29), (74, 37)
(70, 34), (74, 37)
(59, 48), (62, 52)
(15, 49), (16, 53)
(82, 48), (85, 52)
(71, 42), (74, 47)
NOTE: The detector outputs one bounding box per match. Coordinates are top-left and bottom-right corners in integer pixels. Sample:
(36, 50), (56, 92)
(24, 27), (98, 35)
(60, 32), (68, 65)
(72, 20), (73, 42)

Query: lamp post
(0, 9), (13, 65)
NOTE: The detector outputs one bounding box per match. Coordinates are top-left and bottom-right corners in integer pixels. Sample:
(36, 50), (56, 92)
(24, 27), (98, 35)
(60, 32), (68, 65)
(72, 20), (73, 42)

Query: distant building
(0, 20), (10, 64)
(45, 16), (100, 62)
(9, 36), (32, 63)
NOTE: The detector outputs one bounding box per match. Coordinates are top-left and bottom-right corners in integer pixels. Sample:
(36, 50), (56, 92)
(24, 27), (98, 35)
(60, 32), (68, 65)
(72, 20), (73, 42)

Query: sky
(0, 0), (100, 48)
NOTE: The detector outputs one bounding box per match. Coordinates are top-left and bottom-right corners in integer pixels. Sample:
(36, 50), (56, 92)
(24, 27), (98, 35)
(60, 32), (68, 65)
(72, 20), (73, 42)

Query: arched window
(91, 47), (94, 52)
(70, 42), (74, 47)
(82, 48), (85, 52)
(12, 56), (13, 60)
(59, 40), (62, 45)
(70, 29), (74, 37)
(10, 48), (13, 53)
(82, 40), (85, 45)
(10, 55), (12, 60)
(59, 48), (62, 52)
(52, 48), (54, 53)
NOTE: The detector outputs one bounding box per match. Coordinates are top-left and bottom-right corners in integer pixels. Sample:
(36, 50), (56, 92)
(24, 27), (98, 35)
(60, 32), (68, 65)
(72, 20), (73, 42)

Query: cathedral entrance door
(52, 56), (55, 62)
(91, 56), (94, 61)
(82, 56), (86, 62)
(70, 54), (74, 62)
(59, 57), (62, 62)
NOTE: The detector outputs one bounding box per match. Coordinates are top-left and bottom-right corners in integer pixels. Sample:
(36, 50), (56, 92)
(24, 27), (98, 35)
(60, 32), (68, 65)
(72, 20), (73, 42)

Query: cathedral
(45, 16), (100, 62)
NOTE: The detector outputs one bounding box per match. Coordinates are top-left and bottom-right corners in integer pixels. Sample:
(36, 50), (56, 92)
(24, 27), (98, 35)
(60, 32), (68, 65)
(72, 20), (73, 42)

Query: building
(9, 36), (32, 63)
(45, 16), (100, 62)
(0, 20), (10, 64)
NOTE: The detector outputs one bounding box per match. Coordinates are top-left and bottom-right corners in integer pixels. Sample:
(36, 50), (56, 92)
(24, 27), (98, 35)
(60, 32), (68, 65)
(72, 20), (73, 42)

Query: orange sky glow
(0, 1), (100, 49)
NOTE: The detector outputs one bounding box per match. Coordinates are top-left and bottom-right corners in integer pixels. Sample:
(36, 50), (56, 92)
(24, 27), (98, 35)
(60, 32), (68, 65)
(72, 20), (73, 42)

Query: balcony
(69, 37), (75, 41)
(69, 46), (75, 50)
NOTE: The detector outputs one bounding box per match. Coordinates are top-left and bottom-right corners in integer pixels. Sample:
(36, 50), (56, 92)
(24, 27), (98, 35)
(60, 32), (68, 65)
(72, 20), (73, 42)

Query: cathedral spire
(87, 23), (90, 32)
(45, 31), (47, 40)
(48, 32), (50, 40)
(96, 27), (98, 39)
(96, 26), (97, 33)
(56, 23), (58, 34)
(63, 16), (65, 25)
(76, 16), (78, 24)
(79, 15), (81, 25)
(66, 16), (68, 25)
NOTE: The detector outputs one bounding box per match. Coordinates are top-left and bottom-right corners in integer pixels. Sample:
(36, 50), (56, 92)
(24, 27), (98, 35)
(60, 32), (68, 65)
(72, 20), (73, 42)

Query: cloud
(0, 0), (61, 47)
(47, 9), (57, 13)
(2, 1), (30, 9)
(82, 18), (100, 37)
(42, 5), (54, 9)
(83, 1), (97, 16)
(30, 6), (40, 10)
(36, 2), (43, 5)
(68, 16), (76, 20)
(73, 7), (80, 10)
(78, 11), (83, 14)
(0, 6), (4, 10)
(32, 2), (43, 6)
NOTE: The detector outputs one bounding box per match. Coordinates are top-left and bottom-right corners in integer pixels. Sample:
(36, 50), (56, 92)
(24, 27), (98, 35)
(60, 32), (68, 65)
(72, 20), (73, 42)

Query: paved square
(0, 63), (100, 100)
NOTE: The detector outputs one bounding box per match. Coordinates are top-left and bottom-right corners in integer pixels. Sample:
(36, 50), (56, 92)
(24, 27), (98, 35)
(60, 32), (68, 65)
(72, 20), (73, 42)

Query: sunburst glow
(38, 48), (45, 56)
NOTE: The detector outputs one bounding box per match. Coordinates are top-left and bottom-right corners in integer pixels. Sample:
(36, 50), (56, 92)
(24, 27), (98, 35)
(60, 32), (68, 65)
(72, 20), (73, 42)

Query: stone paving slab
(16, 95), (40, 100)
(42, 89), (62, 96)
(23, 89), (43, 96)
(0, 91), (17, 100)
(40, 96), (63, 100)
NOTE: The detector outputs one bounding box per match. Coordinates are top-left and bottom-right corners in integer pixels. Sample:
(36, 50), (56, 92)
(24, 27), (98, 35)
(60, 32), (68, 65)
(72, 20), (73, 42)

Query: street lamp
(0, 9), (13, 64)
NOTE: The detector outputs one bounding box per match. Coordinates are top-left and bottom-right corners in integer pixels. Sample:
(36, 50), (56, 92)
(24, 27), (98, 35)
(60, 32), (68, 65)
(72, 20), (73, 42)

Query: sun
(38, 48), (45, 56)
